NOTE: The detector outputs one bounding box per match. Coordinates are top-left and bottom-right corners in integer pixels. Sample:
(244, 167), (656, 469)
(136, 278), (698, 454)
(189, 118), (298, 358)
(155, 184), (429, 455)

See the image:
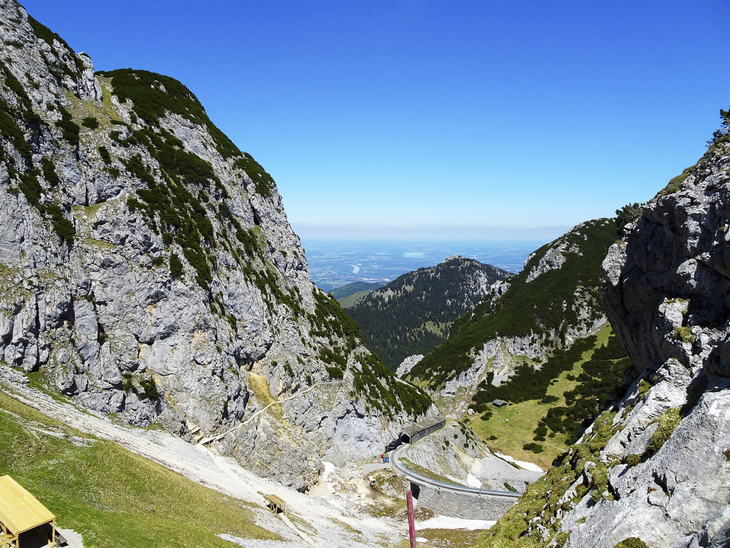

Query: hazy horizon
(293, 222), (571, 242)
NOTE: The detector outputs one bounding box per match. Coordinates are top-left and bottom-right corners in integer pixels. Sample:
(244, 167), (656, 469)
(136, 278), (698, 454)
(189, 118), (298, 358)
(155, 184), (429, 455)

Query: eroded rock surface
(0, 0), (432, 491)
(560, 140), (730, 547)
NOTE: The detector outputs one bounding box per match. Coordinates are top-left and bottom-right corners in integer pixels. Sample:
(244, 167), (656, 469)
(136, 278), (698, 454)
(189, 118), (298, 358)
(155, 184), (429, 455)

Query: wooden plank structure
(263, 494), (286, 515)
(0, 476), (56, 547)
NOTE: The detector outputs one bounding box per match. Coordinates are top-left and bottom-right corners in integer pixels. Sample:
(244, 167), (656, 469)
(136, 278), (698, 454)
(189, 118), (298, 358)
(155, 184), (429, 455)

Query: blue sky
(20, 0), (729, 240)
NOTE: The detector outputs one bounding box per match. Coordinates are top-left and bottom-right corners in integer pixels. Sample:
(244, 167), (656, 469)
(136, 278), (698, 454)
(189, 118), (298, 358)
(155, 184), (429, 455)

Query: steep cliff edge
(0, 0), (431, 491)
(475, 133), (730, 548)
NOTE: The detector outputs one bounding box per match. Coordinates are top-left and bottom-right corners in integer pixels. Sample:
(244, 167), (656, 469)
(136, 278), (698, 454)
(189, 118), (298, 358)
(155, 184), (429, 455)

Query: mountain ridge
(0, 0), (431, 491)
(346, 254), (510, 371)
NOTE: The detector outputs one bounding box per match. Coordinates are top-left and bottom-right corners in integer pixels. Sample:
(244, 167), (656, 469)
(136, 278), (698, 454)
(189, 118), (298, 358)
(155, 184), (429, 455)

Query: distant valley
(302, 238), (544, 291)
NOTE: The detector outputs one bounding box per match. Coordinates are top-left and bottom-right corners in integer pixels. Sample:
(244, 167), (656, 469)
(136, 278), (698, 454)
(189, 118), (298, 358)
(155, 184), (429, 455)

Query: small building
(492, 399), (507, 408)
(0, 475), (56, 547)
(403, 415), (446, 444)
(263, 494), (286, 515)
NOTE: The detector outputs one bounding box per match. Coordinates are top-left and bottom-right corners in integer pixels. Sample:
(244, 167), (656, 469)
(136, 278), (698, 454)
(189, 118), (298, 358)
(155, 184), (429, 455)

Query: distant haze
(294, 223), (571, 242)
(302, 238), (546, 291)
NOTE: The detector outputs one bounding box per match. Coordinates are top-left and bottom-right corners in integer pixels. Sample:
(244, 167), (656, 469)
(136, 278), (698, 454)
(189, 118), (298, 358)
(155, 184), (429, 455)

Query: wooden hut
(0, 475), (56, 547)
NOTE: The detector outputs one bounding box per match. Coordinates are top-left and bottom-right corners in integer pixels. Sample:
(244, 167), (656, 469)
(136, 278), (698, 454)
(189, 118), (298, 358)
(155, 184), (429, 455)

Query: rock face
(396, 354), (423, 378)
(0, 0), (432, 491)
(603, 144), (730, 379)
(569, 136), (730, 547)
(479, 139), (730, 548)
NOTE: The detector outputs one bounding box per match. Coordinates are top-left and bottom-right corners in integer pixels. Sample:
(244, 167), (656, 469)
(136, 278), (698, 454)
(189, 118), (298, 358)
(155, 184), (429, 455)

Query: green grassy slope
(469, 325), (632, 467)
(330, 281), (386, 302)
(408, 219), (617, 387)
(0, 386), (277, 548)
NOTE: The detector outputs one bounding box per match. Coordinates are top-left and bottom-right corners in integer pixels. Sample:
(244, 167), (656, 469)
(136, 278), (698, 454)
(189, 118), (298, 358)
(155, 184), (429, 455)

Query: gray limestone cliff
(476, 135), (730, 548)
(0, 0), (432, 491)
(568, 134), (730, 548)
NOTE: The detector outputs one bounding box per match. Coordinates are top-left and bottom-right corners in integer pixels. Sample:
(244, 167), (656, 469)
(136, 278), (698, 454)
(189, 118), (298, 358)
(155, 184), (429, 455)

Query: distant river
(301, 239), (548, 291)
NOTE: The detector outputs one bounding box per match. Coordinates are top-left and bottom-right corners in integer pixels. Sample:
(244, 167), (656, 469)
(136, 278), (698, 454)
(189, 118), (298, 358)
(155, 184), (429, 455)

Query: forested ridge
(346, 256), (509, 371)
(408, 219), (617, 387)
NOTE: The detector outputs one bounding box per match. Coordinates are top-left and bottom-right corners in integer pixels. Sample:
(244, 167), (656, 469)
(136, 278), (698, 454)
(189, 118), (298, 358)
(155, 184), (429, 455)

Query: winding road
(390, 443), (521, 498)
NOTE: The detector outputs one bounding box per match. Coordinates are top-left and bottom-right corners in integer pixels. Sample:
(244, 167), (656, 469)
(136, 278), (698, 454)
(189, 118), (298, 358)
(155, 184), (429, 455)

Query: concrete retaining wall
(414, 483), (518, 520)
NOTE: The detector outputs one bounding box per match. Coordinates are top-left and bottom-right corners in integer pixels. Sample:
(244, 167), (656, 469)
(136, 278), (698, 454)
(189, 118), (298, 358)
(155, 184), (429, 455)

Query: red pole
(406, 489), (417, 548)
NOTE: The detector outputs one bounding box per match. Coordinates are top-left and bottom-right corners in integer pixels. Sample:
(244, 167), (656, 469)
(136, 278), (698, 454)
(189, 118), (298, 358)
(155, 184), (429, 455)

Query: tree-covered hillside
(346, 256), (509, 371)
(408, 219), (617, 387)
(330, 281), (386, 308)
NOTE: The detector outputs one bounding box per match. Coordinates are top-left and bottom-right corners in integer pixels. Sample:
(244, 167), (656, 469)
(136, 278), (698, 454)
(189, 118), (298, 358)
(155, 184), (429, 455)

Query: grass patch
(24, 370), (74, 405)
(0, 388), (278, 548)
(613, 538), (649, 548)
(247, 372), (282, 421)
(674, 326), (694, 343)
(645, 407), (682, 458)
(97, 77), (123, 121)
(469, 325), (615, 468)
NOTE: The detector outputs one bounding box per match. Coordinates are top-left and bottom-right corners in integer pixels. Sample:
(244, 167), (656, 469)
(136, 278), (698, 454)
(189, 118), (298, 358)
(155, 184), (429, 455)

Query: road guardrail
(390, 444), (521, 499)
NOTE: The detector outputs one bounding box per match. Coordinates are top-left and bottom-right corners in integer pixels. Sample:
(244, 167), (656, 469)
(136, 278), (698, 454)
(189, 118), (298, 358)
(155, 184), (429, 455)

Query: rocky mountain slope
(407, 219), (616, 403)
(0, 0), (431, 491)
(476, 126), (730, 547)
(346, 255), (509, 371)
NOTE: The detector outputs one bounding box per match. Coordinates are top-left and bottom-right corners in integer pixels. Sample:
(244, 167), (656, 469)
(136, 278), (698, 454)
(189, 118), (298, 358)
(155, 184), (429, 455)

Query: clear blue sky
(20, 0), (729, 240)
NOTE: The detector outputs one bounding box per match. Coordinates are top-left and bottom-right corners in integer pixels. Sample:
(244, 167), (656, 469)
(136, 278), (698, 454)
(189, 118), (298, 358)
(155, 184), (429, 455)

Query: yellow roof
(0, 476), (55, 535)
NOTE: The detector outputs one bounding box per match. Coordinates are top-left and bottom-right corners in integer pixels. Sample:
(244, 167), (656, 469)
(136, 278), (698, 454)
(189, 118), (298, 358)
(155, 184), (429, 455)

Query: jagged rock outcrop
(476, 137), (730, 548)
(0, 0), (432, 491)
(525, 240), (581, 283)
(603, 145), (730, 380)
(569, 134), (730, 547)
(396, 354), (423, 378)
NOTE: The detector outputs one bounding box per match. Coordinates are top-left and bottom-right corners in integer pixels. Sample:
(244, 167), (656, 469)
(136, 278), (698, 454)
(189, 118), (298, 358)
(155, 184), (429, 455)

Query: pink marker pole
(406, 489), (417, 548)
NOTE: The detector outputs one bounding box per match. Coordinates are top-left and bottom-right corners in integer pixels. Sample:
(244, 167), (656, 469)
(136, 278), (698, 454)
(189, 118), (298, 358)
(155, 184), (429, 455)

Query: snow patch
(466, 474), (482, 488)
(321, 461), (336, 480)
(496, 452), (543, 473)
